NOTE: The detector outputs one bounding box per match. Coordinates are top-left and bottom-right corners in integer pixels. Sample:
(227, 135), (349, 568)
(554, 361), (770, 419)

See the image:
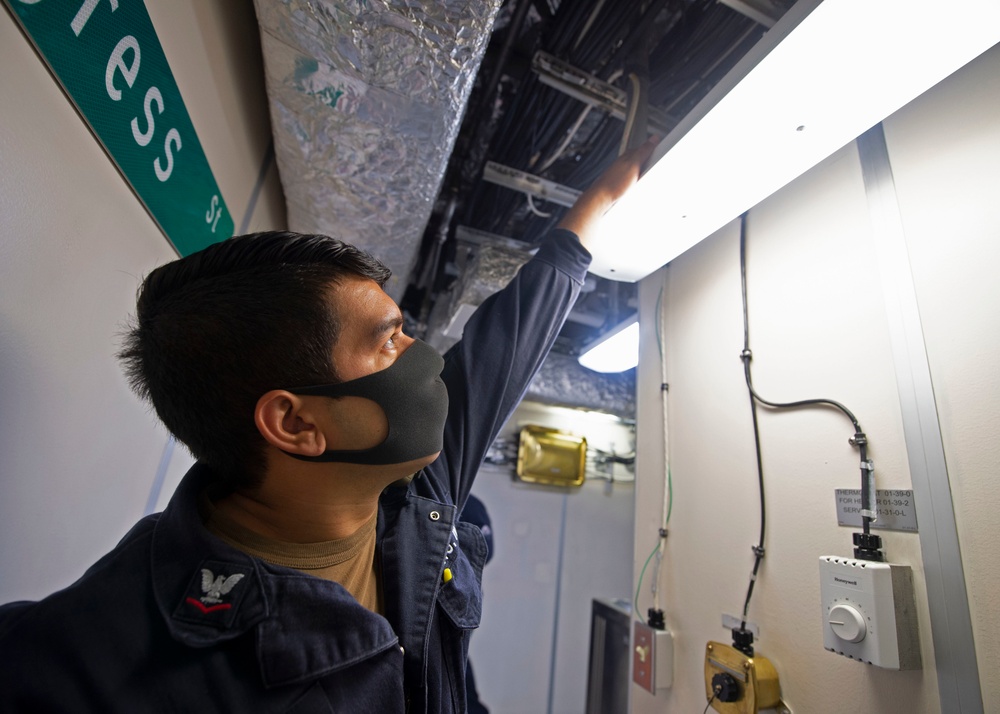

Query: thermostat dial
(828, 603), (867, 643)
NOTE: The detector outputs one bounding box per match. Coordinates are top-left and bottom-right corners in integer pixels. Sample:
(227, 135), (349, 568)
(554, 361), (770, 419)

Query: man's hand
(557, 136), (659, 251)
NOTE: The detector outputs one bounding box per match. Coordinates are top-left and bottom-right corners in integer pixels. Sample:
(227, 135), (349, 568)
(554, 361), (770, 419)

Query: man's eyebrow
(371, 313), (404, 342)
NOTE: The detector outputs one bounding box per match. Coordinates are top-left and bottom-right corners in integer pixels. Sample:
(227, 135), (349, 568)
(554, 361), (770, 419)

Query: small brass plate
(515, 425), (587, 487)
(704, 641), (786, 714)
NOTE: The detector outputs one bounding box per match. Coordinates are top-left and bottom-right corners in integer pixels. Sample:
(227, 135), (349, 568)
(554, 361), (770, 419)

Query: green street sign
(5, 0), (234, 255)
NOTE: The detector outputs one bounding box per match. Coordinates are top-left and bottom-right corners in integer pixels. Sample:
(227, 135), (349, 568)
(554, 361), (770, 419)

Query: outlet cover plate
(633, 621), (673, 692)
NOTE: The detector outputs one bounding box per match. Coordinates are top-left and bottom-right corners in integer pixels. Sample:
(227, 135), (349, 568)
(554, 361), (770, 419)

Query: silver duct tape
(254, 0), (502, 299)
(424, 243), (528, 352)
(451, 244), (529, 308)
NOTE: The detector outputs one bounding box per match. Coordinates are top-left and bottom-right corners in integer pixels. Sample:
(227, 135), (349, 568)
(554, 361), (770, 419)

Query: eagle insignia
(199, 569), (245, 605)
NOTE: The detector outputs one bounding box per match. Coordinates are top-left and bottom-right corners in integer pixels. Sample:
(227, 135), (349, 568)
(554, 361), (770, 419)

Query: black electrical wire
(703, 690), (719, 714)
(737, 212), (879, 629)
(737, 212), (767, 633)
(476, 0), (683, 240)
(477, 0), (764, 240)
(738, 214), (873, 535)
(425, 0), (774, 292)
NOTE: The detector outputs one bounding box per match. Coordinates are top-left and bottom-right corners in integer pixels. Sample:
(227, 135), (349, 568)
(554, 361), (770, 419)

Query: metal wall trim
(856, 123), (983, 713)
(238, 140), (275, 235)
(143, 436), (175, 517)
(547, 492), (570, 714)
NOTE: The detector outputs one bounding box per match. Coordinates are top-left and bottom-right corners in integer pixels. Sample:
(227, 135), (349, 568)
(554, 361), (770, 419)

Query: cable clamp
(751, 545), (765, 558)
(861, 459), (874, 472)
(849, 432), (868, 447)
(660, 383), (669, 392)
(658, 527), (669, 539)
(739, 349), (752, 361)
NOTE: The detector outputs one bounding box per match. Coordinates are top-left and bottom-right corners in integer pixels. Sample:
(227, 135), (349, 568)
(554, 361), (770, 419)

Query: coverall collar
(149, 463), (400, 687)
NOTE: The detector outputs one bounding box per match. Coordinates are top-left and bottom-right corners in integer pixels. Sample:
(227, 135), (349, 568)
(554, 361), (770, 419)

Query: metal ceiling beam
(482, 161), (582, 207)
(532, 51), (672, 135)
(718, 0), (783, 28)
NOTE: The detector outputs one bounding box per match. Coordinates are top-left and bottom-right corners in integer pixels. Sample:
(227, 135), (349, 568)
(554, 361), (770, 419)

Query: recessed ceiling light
(578, 319), (640, 373)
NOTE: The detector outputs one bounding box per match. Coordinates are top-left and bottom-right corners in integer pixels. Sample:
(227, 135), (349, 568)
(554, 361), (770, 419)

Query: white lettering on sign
(71, 0), (119, 37)
(206, 195), (223, 233)
(154, 128), (182, 182)
(105, 35), (140, 102)
(131, 86), (164, 147)
(102, 25), (184, 181)
(28, 0), (186, 185)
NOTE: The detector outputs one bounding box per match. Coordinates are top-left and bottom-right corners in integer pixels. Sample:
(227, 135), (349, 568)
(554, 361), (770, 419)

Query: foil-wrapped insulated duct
(525, 352), (635, 419)
(427, 242), (636, 419)
(253, 0), (503, 299)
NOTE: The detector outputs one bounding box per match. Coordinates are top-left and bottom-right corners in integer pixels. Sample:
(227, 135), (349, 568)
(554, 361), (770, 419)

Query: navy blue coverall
(0, 230), (591, 713)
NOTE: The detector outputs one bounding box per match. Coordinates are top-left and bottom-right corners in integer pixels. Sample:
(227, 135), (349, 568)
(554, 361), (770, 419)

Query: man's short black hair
(118, 231), (391, 491)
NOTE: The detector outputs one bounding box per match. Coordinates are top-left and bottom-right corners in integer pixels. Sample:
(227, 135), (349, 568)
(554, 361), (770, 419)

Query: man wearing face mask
(0, 139), (656, 713)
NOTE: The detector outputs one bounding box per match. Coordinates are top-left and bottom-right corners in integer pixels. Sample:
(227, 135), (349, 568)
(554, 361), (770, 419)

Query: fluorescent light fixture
(578, 319), (640, 373)
(589, 0), (1000, 282)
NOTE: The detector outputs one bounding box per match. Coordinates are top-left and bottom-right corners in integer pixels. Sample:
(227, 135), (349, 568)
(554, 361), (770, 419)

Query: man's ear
(254, 390), (330, 457)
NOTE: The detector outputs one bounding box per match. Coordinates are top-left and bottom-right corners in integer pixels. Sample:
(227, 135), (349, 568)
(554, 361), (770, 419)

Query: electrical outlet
(633, 621), (673, 693)
(818, 556), (921, 670)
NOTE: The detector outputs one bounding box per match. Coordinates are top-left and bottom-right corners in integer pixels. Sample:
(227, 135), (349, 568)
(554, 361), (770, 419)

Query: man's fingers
(623, 134), (660, 171)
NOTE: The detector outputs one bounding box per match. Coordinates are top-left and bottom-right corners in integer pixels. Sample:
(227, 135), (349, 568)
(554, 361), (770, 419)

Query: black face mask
(284, 339), (449, 466)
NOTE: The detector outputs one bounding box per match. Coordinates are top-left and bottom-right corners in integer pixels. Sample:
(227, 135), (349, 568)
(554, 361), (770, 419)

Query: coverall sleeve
(418, 228), (592, 510)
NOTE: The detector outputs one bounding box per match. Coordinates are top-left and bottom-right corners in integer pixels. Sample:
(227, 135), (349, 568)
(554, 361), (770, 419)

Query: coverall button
(429, 511), (441, 521)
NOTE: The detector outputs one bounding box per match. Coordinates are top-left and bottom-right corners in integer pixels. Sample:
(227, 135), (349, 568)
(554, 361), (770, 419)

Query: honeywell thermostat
(818, 556), (921, 670)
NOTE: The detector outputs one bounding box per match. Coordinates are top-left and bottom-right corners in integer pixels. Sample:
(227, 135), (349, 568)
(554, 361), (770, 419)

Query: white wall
(468, 401), (636, 714)
(0, 0), (285, 603)
(632, 44), (1000, 714)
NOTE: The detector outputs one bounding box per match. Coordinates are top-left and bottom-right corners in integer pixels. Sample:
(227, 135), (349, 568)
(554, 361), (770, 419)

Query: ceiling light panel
(589, 0), (1000, 282)
(579, 320), (640, 373)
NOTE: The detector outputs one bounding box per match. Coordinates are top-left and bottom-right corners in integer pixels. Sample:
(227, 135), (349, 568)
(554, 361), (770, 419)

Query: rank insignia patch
(173, 560), (253, 627)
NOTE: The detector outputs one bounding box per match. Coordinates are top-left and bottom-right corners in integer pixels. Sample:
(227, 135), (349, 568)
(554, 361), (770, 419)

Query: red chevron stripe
(185, 597), (232, 614)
